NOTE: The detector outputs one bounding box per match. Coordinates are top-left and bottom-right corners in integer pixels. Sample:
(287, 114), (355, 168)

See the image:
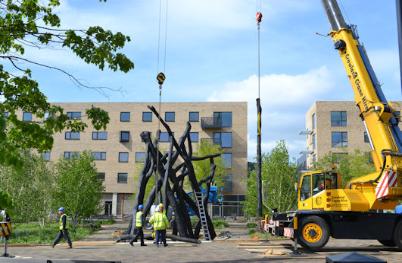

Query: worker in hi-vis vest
(129, 204), (147, 246)
(52, 207), (72, 248)
(149, 203), (169, 247)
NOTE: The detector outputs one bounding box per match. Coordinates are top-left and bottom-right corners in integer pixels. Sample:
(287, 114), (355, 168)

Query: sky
(15, 0), (401, 161)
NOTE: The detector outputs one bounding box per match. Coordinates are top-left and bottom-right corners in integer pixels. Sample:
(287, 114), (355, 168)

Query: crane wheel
(299, 216), (329, 250)
(393, 220), (402, 251)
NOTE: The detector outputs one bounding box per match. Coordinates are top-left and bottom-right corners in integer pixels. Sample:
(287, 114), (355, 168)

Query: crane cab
(298, 171), (340, 211)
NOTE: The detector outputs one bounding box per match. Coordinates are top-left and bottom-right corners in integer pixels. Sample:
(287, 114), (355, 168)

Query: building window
(22, 112), (32, 122)
(42, 151), (51, 161)
(135, 152), (146, 163)
(213, 132), (232, 148)
(117, 173), (128, 184)
(120, 112), (130, 122)
(223, 174), (233, 192)
(67, 112), (81, 120)
(64, 151), (79, 159)
(159, 132), (172, 142)
(65, 131), (80, 140)
(222, 153), (232, 168)
(365, 152), (374, 164)
(165, 112), (175, 122)
(92, 131), (108, 140)
(213, 112), (232, 128)
(97, 172), (105, 181)
(189, 132), (199, 143)
(312, 154), (317, 164)
(189, 112), (199, 122)
(312, 133), (316, 149)
(142, 112), (152, 122)
(120, 131), (130, 142)
(312, 113), (316, 130)
(92, 152), (106, 161)
(331, 111), (347, 127)
(364, 131), (370, 143)
(331, 132), (348, 148)
(119, 152), (129, 163)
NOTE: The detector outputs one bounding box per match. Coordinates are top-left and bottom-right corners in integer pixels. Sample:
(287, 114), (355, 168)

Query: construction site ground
(0, 222), (401, 262)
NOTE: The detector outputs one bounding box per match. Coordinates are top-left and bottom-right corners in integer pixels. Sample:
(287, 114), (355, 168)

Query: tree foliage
(0, 0), (133, 167)
(52, 152), (103, 230)
(192, 140), (225, 188)
(244, 141), (298, 217)
(314, 150), (375, 187)
(0, 151), (53, 222)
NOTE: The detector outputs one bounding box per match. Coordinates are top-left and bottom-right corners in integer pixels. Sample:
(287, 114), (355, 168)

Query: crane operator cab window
(313, 173), (337, 196)
(300, 175), (311, 201)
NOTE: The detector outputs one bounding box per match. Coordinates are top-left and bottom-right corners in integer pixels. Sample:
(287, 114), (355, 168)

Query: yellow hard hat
(159, 203), (164, 208)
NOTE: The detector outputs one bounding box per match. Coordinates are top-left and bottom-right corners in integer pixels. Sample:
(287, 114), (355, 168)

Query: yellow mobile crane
(268, 0), (402, 250)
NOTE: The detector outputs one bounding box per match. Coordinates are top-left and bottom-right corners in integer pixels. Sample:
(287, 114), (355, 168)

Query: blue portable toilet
(396, 204), (402, 214)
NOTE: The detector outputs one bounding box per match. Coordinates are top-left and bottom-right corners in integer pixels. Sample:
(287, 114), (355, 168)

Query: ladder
(194, 192), (211, 241)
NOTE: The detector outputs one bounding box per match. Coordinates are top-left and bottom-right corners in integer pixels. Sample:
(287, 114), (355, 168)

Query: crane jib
(357, 44), (402, 153)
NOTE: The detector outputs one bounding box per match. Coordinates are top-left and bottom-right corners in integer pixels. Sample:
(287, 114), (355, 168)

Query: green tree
(0, 151), (54, 223)
(52, 152), (104, 230)
(192, 140), (225, 188)
(244, 141), (298, 217)
(0, 0), (134, 167)
(314, 150), (375, 186)
(0, 191), (13, 215)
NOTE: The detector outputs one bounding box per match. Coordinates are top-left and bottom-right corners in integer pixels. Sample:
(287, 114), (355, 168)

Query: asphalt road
(1, 222), (401, 263)
(0, 238), (401, 263)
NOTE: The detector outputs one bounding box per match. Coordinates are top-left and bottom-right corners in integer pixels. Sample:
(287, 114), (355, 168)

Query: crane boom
(322, 0), (402, 200)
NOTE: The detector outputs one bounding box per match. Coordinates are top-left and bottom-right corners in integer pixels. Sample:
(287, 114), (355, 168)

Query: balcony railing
(201, 117), (223, 129)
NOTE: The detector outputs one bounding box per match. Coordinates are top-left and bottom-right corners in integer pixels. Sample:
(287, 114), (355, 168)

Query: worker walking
(52, 207), (72, 249)
(149, 203), (169, 247)
(129, 204), (147, 247)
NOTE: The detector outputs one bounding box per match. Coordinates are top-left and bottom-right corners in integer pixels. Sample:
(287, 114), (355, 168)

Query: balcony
(201, 117), (223, 129)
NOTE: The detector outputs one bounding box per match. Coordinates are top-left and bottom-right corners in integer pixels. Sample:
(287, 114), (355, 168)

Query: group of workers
(130, 203), (169, 247)
(52, 203), (170, 248)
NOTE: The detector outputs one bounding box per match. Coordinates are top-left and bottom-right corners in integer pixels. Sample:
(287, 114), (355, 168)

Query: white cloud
(208, 66), (335, 160)
(369, 49), (399, 81)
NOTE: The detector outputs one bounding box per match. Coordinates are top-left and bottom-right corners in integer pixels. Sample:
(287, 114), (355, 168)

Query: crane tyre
(393, 220), (402, 251)
(298, 216), (329, 251)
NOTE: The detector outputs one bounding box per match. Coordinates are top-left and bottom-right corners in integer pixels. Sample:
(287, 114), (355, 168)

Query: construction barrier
(0, 221), (11, 257)
(0, 222), (11, 238)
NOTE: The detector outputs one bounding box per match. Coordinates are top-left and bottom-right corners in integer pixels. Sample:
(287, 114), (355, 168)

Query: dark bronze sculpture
(120, 106), (218, 243)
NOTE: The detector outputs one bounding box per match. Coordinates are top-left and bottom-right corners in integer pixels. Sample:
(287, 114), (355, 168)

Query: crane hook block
(256, 12), (263, 24)
(157, 72), (166, 85)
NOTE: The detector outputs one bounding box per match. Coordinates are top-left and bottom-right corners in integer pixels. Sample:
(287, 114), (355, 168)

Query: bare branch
(7, 57), (25, 72)
(0, 55), (124, 97)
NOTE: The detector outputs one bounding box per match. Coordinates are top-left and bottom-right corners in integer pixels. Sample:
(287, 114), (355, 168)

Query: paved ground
(0, 222), (401, 262)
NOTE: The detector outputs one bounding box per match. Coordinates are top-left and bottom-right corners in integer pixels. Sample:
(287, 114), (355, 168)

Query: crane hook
(157, 72), (166, 86)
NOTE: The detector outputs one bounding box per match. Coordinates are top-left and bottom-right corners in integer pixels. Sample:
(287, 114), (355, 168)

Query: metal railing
(201, 117), (223, 129)
(210, 203), (244, 218)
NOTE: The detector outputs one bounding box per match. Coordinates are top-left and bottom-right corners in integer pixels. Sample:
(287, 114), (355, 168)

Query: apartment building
(304, 101), (402, 168)
(20, 102), (248, 217)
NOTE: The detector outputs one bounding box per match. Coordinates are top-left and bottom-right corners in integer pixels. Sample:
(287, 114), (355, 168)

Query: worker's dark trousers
(155, 229), (167, 245)
(130, 227), (145, 245)
(53, 230), (72, 247)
